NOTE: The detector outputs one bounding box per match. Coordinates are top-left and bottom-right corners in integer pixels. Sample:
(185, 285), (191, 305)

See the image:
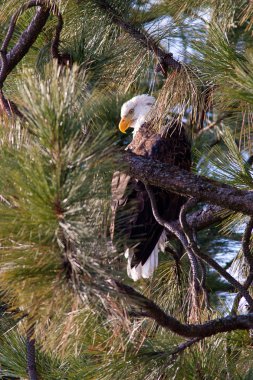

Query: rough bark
(180, 204), (226, 230)
(124, 152), (253, 215)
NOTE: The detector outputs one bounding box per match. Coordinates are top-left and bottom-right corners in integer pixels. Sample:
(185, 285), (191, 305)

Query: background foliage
(0, 0), (253, 379)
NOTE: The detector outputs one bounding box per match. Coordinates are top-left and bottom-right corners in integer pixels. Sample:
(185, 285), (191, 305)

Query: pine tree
(0, 1), (253, 379)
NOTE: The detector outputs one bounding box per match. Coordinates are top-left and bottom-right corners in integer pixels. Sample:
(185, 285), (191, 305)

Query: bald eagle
(110, 95), (191, 281)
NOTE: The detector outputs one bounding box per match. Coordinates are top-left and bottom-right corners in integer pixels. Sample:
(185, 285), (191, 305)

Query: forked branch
(0, 0), (69, 116)
(145, 184), (253, 309)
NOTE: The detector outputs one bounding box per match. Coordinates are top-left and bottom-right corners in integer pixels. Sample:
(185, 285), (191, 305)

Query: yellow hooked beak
(119, 117), (132, 134)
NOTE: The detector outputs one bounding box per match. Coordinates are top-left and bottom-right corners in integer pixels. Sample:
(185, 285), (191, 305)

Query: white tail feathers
(125, 230), (166, 281)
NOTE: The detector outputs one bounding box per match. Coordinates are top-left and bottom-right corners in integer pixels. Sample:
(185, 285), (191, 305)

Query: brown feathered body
(110, 120), (191, 280)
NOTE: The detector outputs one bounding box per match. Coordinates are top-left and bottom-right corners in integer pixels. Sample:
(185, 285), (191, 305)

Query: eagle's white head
(119, 94), (155, 135)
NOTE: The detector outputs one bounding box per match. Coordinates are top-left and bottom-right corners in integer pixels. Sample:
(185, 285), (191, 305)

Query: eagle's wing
(110, 121), (191, 280)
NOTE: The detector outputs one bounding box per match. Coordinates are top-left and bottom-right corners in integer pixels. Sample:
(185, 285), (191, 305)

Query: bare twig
(145, 337), (202, 362)
(231, 217), (253, 314)
(179, 200), (208, 289)
(178, 198), (204, 315)
(198, 85), (214, 130)
(170, 337), (202, 356)
(196, 115), (225, 136)
(179, 198), (202, 286)
(179, 198), (209, 311)
(50, 3), (72, 65)
(0, 89), (23, 117)
(242, 217), (253, 268)
(26, 325), (38, 380)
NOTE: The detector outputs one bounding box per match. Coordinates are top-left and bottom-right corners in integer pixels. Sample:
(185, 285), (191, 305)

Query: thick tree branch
(124, 152), (253, 215)
(112, 280), (253, 338)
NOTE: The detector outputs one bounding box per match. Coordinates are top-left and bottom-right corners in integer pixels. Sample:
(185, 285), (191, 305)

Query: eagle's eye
(128, 108), (134, 115)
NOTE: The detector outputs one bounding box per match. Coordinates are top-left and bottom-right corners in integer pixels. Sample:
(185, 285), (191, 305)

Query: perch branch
(124, 152), (253, 215)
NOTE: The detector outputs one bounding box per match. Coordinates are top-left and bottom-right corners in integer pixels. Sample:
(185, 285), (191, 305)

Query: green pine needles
(1, 0), (253, 379)
(0, 63), (118, 354)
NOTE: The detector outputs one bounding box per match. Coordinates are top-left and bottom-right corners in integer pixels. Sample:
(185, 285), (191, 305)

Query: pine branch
(112, 280), (253, 338)
(124, 152), (253, 215)
(92, 0), (216, 129)
(92, 0), (181, 74)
